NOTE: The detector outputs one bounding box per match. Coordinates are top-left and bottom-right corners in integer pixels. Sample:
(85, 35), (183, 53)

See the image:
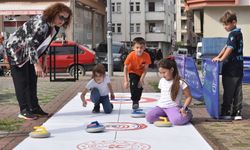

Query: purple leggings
(146, 106), (193, 125)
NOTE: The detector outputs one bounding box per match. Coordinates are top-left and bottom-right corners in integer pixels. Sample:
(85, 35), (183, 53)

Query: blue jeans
(90, 88), (113, 114)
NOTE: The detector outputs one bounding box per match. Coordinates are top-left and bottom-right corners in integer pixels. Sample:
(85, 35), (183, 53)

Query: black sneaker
(232, 110), (242, 120)
(132, 103), (139, 110)
(92, 105), (100, 113)
(220, 110), (231, 120)
(18, 109), (38, 120)
(31, 107), (49, 117)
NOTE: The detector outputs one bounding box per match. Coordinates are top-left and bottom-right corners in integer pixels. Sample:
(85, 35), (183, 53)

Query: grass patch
(149, 81), (160, 92)
(0, 119), (23, 132)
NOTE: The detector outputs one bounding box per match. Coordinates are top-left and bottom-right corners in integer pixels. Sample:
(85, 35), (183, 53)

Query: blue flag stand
(175, 55), (250, 119)
(175, 55), (220, 119)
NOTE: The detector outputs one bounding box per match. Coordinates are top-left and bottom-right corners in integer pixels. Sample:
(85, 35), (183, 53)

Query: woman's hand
(34, 62), (45, 77)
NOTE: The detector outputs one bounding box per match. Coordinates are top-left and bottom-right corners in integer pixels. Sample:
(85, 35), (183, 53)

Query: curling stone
(86, 121), (105, 133)
(131, 109), (146, 118)
(154, 116), (172, 127)
(29, 126), (50, 138)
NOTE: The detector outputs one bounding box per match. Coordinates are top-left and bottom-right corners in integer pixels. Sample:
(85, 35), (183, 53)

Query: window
(148, 2), (155, 12)
(130, 23), (134, 33)
(112, 24), (115, 32)
(117, 2), (121, 13)
(136, 23), (140, 33)
(130, 2), (134, 12)
(136, 2), (140, 11)
(149, 23), (155, 32)
(112, 3), (115, 12)
(54, 46), (77, 55)
(117, 23), (121, 33)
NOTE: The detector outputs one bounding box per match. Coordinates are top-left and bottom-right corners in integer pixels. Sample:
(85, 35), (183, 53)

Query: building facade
(0, 0), (106, 49)
(175, 0), (199, 51)
(186, 0), (250, 56)
(111, 0), (175, 56)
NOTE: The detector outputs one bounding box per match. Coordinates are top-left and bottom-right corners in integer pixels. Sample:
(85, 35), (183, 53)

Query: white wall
(204, 7), (250, 56)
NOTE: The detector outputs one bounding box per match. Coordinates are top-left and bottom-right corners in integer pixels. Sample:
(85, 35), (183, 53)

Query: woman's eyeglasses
(59, 15), (69, 22)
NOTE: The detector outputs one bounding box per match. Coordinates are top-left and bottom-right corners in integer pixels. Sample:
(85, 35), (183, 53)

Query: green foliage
(0, 119), (23, 131)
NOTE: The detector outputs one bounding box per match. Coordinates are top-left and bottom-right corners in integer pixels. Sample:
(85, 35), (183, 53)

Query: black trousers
(221, 76), (243, 114)
(129, 73), (143, 104)
(10, 62), (39, 112)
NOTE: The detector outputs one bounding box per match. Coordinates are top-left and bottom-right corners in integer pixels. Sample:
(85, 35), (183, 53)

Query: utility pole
(129, 0), (132, 49)
(107, 0), (113, 76)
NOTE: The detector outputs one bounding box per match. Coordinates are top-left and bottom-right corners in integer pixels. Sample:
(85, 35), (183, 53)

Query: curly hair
(43, 3), (72, 28)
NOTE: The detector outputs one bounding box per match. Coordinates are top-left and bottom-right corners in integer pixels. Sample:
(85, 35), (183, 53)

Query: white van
(177, 48), (188, 55)
(196, 42), (202, 60)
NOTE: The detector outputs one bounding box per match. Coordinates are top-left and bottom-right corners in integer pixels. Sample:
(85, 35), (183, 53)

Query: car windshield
(113, 45), (121, 53)
(197, 47), (202, 52)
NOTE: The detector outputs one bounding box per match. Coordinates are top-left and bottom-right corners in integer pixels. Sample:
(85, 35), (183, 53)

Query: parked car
(39, 40), (96, 76)
(94, 42), (128, 71)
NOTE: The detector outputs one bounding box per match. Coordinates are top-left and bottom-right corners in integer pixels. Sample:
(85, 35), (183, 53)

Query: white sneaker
(234, 115), (242, 120)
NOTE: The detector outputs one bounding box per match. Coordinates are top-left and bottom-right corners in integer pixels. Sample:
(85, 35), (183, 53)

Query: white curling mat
(14, 93), (212, 150)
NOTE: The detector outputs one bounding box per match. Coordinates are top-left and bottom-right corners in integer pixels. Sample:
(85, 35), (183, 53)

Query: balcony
(146, 32), (167, 42)
(185, 0), (236, 9)
(146, 11), (165, 21)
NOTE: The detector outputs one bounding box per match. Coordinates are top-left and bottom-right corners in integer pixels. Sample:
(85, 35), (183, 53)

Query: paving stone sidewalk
(0, 72), (250, 150)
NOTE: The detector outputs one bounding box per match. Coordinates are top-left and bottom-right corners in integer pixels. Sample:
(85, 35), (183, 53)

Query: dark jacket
(5, 15), (59, 66)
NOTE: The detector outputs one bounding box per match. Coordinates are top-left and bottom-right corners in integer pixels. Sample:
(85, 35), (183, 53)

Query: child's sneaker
(131, 109), (145, 118)
(18, 109), (38, 120)
(220, 110), (232, 120)
(31, 107), (49, 117)
(132, 103), (139, 109)
(92, 105), (100, 113)
(232, 110), (242, 120)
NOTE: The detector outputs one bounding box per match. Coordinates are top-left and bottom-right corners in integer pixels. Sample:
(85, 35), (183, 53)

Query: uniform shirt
(124, 51), (151, 76)
(86, 75), (111, 96)
(5, 15), (59, 66)
(222, 28), (243, 77)
(157, 78), (188, 108)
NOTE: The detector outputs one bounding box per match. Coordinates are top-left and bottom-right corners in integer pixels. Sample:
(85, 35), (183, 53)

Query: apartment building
(0, 0), (106, 49)
(175, 0), (199, 50)
(186, 0), (250, 56)
(111, 0), (175, 55)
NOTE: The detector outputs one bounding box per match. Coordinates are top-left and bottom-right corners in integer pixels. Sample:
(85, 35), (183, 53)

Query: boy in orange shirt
(123, 37), (151, 109)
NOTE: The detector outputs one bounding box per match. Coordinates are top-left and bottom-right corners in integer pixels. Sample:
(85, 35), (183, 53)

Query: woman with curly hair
(5, 3), (72, 120)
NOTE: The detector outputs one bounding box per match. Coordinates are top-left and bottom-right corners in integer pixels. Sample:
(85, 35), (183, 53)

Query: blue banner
(184, 57), (203, 101)
(243, 57), (250, 83)
(202, 58), (220, 119)
(175, 55), (203, 101)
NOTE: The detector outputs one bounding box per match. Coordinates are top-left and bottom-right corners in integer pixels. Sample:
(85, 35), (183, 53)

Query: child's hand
(138, 80), (144, 88)
(179, 107), (187, 116)
(110, 93), (115, 100)
(212, 56), (221, 62)
(82, 100), (87, 107)
(124, 81), (129, 89)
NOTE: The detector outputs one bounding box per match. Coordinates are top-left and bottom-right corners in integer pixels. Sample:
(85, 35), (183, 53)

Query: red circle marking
(77, 140), (151, 150)
(103, 122), (147, 131)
